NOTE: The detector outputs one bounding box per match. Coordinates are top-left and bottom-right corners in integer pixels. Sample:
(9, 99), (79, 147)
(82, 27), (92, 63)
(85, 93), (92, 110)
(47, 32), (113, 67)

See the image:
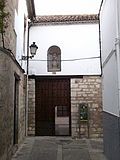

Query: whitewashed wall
(29, 24), (101, 75)
(102, 54), (119, 116)
(100, 0), (117, 63)
(14, 0), (28, 66)
(100, 0), (120, 116)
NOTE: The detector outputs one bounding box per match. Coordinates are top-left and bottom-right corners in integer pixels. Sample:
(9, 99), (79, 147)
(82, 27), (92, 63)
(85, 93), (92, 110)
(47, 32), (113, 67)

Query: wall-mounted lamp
(30, 42), (38, 57)
(22, 41), (38, 136)
(22, 42), (38, 60)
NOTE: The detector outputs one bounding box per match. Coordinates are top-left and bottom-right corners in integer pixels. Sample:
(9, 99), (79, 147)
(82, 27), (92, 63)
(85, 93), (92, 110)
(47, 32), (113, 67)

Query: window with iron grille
(57, 106), (69, 117)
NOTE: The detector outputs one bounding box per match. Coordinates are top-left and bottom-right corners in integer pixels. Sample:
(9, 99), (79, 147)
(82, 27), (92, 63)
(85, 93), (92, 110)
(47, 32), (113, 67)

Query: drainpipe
(25, 0), (36, 136)
(99, 0), (104, 75)
(115, 0), (120, 118)
(25, 21), (32, 136)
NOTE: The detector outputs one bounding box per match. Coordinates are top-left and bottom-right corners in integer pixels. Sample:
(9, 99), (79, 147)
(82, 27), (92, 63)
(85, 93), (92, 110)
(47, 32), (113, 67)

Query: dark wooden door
(35, 77), (71, 136)
(13, 74), (20, 144)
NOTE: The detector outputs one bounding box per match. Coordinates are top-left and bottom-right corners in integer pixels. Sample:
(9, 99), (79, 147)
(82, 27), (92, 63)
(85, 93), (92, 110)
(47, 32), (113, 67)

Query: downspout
(25, 21), (33, 136)
(98, 16), (103, 75)
(99, 0), (104, 76)
(25, 0), (36, 136)
(115, 0), (120, 117)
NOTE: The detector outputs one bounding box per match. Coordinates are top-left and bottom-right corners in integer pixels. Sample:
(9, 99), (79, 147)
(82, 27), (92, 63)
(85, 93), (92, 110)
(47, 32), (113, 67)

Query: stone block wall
(71, 76), (103, 138)
(0, 48), (26, 160)
(28, 79), (35, 136)
(0, 0), (17, 56)
(28, 76), (103, 138)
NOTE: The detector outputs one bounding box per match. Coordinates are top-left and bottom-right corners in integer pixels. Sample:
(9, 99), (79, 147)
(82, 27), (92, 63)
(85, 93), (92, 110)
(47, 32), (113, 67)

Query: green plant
(0, 0), (9, 48)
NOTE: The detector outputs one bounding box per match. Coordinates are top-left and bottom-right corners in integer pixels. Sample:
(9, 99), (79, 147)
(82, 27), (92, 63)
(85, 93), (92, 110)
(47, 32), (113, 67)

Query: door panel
(35, 78), (70, 136)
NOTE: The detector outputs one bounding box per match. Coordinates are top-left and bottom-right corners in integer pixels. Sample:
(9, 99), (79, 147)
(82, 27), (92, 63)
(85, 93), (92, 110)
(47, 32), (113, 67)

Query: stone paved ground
(11, 137), (107, 160)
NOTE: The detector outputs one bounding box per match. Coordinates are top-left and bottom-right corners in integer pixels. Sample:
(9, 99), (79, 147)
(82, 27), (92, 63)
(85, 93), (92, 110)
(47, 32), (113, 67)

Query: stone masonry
(0, 48), (26, 160)
(28, 79), (35, 136)
(71, 76), (103, 138)
(0, 0), (18, 56)
(28, 76), (103, 138)
(0, 1), (26, 159)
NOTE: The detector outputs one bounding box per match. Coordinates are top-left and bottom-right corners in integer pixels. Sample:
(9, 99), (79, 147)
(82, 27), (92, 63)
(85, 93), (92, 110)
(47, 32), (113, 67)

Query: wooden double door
(35, 77), (71, 136)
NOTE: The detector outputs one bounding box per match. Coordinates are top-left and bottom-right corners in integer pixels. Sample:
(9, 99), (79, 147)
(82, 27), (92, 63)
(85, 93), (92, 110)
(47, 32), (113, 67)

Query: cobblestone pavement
(11, 137), (107, 160)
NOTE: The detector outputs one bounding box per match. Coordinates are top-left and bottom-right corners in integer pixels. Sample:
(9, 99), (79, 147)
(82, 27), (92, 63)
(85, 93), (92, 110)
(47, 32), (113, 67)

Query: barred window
(57, 106), (69, 117)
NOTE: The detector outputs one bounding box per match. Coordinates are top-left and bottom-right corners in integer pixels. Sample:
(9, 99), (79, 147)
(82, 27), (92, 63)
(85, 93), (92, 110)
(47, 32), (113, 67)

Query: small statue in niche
(52, 52), (58, 69)
(47, 46), (61, 72)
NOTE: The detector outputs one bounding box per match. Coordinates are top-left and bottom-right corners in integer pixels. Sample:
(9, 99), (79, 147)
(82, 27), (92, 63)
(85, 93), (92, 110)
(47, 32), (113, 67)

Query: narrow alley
(11, 137), (106, 160)
(1, 0), (120, 160)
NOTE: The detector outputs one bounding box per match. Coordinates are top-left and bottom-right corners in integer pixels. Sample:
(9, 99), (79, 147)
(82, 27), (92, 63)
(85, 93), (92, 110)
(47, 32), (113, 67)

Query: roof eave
(33, 14), (99, 25)
(26, 0), (36, 20)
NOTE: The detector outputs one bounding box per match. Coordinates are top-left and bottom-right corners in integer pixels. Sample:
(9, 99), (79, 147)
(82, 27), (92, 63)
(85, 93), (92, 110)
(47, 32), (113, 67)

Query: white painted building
(26, 15), (103, 138)
(99, 0), (120, 159)
(29, 15), (101, 76)
(14, 0), (36, 70)
(14, 0), (28, 62)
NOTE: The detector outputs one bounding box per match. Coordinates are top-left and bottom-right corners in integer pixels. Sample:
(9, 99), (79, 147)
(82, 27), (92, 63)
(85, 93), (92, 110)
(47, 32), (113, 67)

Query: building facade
(27, 15), (103, 138)
(0, 1), (103, 159)
(28, 75), (103, 138)
(99, 0), (120, 159)
(0, 0), (35, 159)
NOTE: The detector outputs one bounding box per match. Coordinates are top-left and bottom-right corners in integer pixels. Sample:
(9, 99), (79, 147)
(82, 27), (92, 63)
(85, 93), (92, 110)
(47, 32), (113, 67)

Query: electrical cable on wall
(29, 56), (100, 62)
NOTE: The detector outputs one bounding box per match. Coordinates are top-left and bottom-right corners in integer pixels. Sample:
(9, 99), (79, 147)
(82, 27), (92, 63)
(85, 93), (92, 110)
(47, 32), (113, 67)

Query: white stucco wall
(102, 53), (119, 116)
(29, 23), (101, 75)
(100, 0), (120, 116)
(100, 0), (117, 63)
(14, 0), (28, 66)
